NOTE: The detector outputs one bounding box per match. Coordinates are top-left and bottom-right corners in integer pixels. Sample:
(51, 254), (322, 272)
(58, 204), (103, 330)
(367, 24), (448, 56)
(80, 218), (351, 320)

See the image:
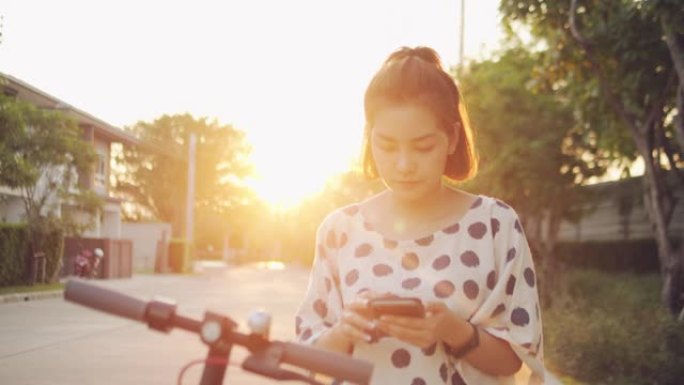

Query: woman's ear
(448, 122), (461, 155)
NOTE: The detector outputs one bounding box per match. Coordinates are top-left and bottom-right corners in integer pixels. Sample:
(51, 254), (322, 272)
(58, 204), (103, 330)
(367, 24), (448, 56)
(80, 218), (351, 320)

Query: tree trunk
(635, 135), (684, 314)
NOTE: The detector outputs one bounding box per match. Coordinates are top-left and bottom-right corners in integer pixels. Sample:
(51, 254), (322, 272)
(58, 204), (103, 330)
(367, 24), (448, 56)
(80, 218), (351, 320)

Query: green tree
(500, 0), (684, 315)
(114, 114), (253, 241)
(0, 93), (101, 282)
(459, 47), (606, 303)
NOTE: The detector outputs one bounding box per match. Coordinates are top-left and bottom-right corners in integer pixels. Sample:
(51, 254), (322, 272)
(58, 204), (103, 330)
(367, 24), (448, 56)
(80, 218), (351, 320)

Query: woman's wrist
(322, 322), (352, 352)
(440, 313), (477, 352)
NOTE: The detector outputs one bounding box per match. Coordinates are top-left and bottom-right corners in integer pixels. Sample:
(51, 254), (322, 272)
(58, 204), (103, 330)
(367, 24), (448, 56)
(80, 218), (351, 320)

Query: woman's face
(370, 104), (455, 203)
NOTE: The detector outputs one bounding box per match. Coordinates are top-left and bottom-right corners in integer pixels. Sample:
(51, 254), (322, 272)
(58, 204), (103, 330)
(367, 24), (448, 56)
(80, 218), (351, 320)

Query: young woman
(295, 46), (544, 385)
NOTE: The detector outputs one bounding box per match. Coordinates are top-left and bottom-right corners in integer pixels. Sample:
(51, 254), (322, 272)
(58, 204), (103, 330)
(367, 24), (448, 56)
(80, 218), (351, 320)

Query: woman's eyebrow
(375, 133), (436, 142)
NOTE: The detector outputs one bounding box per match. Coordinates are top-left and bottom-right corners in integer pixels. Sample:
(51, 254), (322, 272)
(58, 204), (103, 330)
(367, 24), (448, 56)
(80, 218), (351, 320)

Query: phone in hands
(368, 297), (425, 318)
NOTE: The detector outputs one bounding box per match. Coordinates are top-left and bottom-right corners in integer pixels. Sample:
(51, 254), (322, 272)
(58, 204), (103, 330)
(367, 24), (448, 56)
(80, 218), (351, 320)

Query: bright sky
(1, 0), (505, 209)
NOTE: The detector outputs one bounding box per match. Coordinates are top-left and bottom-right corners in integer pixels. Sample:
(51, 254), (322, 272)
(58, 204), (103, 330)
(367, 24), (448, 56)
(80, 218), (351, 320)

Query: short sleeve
(294, 215), (344, 345)
(469, 206), (545, 384)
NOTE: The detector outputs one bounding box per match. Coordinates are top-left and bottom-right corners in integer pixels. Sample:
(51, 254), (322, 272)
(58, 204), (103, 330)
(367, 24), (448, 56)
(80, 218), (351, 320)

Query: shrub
(0, 223), (30, 286)
(544, 269), (684, 385)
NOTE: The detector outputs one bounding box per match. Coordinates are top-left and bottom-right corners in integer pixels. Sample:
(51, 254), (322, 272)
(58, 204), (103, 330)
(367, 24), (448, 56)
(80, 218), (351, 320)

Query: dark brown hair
(362, 46), (477, 182)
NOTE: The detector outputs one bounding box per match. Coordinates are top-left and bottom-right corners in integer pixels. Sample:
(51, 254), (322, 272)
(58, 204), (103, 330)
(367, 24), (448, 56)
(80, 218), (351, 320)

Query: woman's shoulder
(474, 195), (526, 235)
(317, 201), (365, 232)
(474, 194), (523, 221)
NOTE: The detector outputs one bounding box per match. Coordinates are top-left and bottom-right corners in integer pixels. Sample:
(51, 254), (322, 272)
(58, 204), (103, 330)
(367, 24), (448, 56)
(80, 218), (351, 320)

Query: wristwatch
(448, 322), (480, 358)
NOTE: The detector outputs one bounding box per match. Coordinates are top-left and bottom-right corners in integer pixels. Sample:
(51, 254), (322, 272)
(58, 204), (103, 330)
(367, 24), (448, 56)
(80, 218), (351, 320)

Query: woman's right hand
(333, 290), (386, 346)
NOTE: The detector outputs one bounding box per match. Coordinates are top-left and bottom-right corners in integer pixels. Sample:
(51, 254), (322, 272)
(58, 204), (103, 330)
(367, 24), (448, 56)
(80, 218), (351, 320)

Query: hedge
(0, 223), (30, 286)
(555, 239), (663, 273)
(0, 222), (64, 286)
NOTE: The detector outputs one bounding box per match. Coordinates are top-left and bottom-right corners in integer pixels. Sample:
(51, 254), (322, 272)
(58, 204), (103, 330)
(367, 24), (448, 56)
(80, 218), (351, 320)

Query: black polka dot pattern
(297, 198), (544, 382)
(470, 196), (483, 209)
(506, 247), (516, 262)
(491, 218), (500, 238)
(383, 238), (398, 249)
(439, 363), (448, 382)
(434, 280), (455, 298)
(451, 371), (467, 385)
(515, 219), (523, 233)
(416, 234), (434, 246)
(391, 348), (411, 368)
(486, 270), (497, 290)
(295, 316), (302, 335)
(524, 267), (536, 287)
(432, 254), (451, 270)
(463, 280), (479, 300)
(460, 250), (480, 267)
(402, 277), (421, 290)
(506, 275), (517, 295)
(443, 223), (460, 234)
(491, 303), (506, 318)
(468, 222), (487, 239)
(313, 299), (327, 318)
(345, 269), (359, 286)
(355, 243), (373, 257)
(343, 205), (359, 216)
(373, 263), (393, 277)
(512, 307), (530, 326)
(326, 231), (348, 249)
(402, 252), (420, 270)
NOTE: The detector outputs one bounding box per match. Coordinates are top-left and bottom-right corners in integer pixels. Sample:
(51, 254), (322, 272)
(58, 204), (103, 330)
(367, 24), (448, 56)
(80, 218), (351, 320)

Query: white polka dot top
(296, 195), (545, 385)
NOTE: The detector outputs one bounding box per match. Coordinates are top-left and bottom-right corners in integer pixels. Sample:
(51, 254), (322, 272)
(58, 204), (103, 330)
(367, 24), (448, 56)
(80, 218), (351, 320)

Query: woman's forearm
(463, 327), (522, 376)
(442, 317), (522, 376)
(312, 324), (352, 355)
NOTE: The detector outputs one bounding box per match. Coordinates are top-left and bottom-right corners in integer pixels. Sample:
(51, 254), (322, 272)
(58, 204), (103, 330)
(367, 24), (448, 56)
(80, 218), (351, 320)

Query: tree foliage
(0, 92), (101, 282)
(499, 0), (684, 314)
(113, 113), (253, 240)
(459, 47), (607, 302)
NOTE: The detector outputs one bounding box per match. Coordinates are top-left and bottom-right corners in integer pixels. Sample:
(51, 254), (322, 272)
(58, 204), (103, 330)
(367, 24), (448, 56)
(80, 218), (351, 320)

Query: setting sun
(2, 0), (505, 211)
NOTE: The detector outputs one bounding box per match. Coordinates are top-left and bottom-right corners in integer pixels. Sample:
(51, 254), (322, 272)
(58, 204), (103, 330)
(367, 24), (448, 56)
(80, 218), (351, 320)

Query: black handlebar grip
(64, 279), (147, 322)
(280, 341), (373, 385)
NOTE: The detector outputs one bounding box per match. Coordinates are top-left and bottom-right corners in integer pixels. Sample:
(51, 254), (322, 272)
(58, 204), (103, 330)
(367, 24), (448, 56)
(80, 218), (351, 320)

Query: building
(1, 73), (141, 238)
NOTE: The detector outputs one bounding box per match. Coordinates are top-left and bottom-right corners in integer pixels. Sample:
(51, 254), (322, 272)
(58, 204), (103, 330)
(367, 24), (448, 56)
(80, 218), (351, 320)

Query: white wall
(121, 222), (172, 272)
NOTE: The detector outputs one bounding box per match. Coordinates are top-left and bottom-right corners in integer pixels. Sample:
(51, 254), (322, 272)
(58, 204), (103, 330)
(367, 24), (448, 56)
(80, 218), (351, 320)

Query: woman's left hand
(376, 301), (470, 349)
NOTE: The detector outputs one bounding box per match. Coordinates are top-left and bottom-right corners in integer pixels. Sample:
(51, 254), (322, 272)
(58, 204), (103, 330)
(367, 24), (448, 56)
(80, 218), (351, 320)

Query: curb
(0, 290), (64, 304)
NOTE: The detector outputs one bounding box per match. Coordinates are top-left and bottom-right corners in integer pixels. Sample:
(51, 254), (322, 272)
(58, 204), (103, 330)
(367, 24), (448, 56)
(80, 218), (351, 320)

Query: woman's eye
(378, 143), (397, 152)
(415, 146), (434, 152)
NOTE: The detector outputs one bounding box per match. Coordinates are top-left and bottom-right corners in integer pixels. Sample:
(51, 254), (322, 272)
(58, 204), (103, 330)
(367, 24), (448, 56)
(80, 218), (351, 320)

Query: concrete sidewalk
(0, 289), (64, 304)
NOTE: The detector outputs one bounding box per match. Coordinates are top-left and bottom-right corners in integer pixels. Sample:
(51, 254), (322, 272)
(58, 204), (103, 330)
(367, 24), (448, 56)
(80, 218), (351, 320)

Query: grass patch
(543, 269), (684, 385)
(0, 282), (64, 295)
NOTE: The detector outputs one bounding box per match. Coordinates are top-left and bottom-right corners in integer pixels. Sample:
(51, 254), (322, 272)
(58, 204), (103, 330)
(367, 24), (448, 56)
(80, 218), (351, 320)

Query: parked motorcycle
(73, 247), (104, 279)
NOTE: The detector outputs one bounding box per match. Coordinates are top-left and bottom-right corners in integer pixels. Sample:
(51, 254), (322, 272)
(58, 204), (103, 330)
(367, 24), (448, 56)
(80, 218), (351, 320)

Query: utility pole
(185, 133), (197, 271)
(459, 0), (466, 74)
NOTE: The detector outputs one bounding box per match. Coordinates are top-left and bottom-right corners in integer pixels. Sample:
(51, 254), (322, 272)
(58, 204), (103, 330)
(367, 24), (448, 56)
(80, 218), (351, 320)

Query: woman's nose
(395, 151), (416, 174)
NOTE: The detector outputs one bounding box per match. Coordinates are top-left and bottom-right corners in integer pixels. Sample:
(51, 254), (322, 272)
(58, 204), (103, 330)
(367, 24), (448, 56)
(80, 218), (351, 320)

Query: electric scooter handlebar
(64, 279), (373, 385)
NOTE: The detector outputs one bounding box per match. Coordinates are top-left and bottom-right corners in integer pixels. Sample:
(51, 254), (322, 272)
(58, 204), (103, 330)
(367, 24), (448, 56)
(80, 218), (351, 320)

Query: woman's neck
(385, 184), (454, 221)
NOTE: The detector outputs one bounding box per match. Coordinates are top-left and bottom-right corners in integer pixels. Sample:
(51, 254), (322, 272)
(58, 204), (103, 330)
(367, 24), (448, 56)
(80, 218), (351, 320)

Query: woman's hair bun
(384, 46), (443, 68)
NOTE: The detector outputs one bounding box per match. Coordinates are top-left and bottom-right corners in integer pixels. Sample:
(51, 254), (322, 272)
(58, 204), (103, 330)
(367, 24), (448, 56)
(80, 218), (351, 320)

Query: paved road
(0, 263), (311, 385)
(0, 263), (563, 385)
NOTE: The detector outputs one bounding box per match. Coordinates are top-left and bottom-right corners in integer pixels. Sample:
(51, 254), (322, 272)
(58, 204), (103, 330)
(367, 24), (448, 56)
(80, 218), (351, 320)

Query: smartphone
(368, 297), (425, 318)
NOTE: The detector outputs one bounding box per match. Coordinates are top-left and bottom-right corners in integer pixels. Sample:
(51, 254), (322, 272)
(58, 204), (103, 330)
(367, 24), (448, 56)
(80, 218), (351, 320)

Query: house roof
(1, 72), (141, 146)
(2, 73), (186, 160)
